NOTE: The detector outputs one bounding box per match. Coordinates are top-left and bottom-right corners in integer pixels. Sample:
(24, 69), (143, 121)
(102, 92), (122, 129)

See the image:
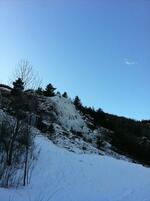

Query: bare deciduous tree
(0, 114), (35, 187)
(10, 60), (42, 89)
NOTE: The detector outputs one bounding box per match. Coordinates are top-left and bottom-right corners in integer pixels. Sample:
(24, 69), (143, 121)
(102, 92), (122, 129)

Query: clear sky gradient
(0, 0), (150, 120)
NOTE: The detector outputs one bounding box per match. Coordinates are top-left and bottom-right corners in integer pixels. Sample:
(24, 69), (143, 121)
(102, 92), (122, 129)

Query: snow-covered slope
(38, 95), (131, 161)
(0, 135), (150, 201)
(0, 94), (150, 200)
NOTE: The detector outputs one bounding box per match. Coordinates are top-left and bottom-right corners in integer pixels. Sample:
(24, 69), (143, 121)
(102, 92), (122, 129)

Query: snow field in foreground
(0, 135), (150, 201)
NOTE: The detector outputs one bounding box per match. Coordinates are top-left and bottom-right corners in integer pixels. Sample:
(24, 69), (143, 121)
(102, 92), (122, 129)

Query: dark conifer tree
(74, 96), (82, 109)
(44, 83), (56, 97)
(62, 92), (68, 98)
(11, 78), (24, 95)
(36, 87), (43, 95)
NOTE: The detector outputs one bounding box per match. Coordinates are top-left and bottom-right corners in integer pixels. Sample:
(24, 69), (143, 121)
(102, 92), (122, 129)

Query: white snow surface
(0, 135), (150, 201)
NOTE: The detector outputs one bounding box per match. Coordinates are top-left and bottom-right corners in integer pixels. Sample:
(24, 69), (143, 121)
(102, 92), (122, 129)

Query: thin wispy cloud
(124, 58), (137, 65)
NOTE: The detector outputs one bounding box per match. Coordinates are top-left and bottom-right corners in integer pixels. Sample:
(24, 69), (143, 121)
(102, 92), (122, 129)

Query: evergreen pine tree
(11, 78), (24, 95)
(44, 83), (56, 97)
(56, 91), (61, 96)
(36, 87), (43, 95)
(62, 92), (68, 98)
(74, 96), (82, 109)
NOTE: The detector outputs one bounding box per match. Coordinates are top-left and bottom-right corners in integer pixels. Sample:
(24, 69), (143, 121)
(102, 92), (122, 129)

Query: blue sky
(0, 0), (150, 120)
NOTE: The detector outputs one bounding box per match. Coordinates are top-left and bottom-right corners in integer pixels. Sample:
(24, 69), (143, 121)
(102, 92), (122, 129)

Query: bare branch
(10, 59), (42, 90)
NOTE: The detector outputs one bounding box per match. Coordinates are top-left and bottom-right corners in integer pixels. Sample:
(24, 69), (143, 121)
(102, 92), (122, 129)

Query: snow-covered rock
(49, 96), (90, 133)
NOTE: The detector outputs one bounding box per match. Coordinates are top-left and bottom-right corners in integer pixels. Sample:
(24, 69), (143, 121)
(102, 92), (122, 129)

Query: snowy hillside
(0, 134), (150, 201)
(37, 95), (131, 161)
(0, 90), (150, 201)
